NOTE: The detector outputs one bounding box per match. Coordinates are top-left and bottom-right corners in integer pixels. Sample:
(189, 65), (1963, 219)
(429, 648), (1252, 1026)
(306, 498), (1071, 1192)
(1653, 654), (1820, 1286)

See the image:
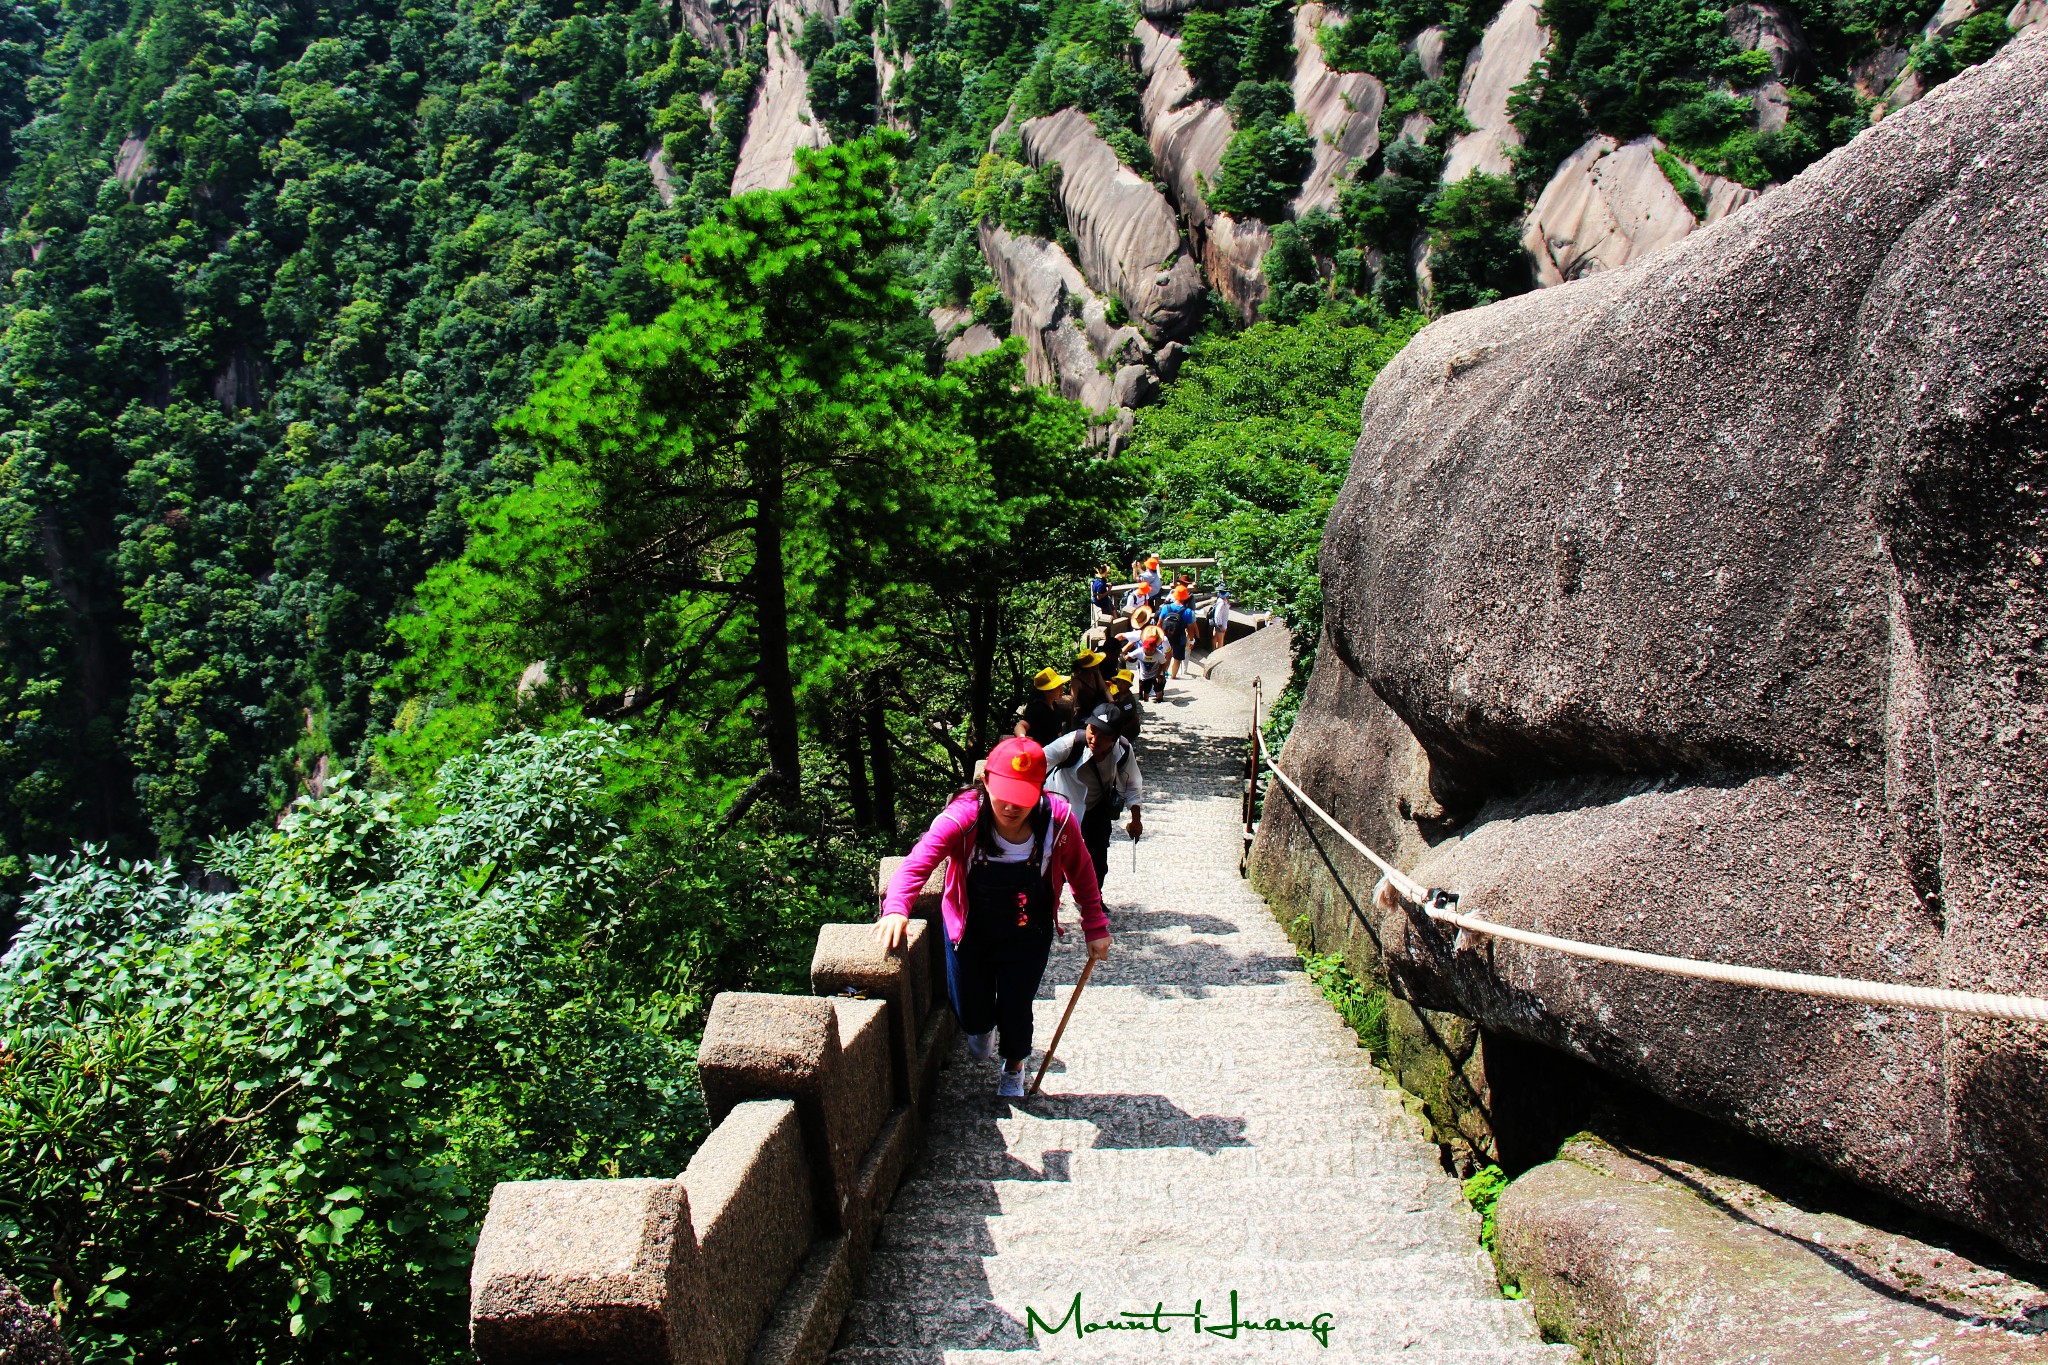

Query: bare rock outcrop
(1252, 30), (2048, 1263)
(0, 1277), (69, 1365)
(731, 0), (836, 194)
(2017, 0), (2048, 33)
(1522, 135), (1697, 285)
(1442, 0), (1548, 183)
(927, 305), (1001, 363)
(1136, 20), (1270, 317)
(976, 223), (1167, 448)
(1291, 3), (1385, 215)
(1018, 109), (1206, 342)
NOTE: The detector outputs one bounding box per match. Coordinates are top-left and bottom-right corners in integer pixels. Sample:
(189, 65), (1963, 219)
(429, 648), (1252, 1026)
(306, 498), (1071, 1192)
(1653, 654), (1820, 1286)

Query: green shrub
(1207, 113), (1315, 220)
(1462, 1164), (1511, 1255)
(0, 728), (701, 1361)
(1426, 172), (1530, 314)
(1652, 145), (1706, 218)
(1302, 949), (1390, 1057)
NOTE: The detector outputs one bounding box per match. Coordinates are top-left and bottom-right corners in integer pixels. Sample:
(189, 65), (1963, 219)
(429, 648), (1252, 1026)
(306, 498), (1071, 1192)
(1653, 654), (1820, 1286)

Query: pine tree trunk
(864, 679), (896, 835)
(966, 594), (1001, 760)
(752, 464), (802, 799)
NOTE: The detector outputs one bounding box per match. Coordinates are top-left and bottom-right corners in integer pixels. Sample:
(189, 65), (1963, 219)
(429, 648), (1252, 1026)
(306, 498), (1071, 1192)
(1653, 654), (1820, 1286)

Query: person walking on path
(1011, 667), (1072, 744)
(1209, 585), (1231, 650)
(1043, 705), (1142, 890)
(1125, 624), (1171, 702)
(1069, 649), (1112, 717)
(876, 738), (1111, 1097)
(1107, 668), (1143, 743)
(1088, 567), (1115, 616)
(1157, 585), (1197, 681)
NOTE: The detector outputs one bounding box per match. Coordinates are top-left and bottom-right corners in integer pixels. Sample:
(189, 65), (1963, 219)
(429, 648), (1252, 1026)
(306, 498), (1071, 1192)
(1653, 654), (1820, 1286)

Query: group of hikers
(875, 555), (1234, 1097)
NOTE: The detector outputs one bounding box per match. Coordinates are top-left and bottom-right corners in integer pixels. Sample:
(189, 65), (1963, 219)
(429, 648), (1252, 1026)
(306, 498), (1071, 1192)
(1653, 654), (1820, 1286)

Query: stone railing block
(470, 1178), (706, 1364)
(683, 1100), (814, 1365)
(698, 992), (892, 1233)
(827, 996), (895, 1217)
(811, 921), (931, 1106)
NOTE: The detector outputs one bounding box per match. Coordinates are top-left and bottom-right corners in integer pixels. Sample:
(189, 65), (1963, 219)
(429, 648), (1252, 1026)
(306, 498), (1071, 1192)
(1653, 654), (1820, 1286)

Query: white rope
(1253, 729), (2048, 1025)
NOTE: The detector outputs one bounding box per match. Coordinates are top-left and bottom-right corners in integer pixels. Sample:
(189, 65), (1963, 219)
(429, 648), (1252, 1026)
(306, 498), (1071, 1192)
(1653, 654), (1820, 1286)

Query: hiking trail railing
(1243, 678), (2048, 1025)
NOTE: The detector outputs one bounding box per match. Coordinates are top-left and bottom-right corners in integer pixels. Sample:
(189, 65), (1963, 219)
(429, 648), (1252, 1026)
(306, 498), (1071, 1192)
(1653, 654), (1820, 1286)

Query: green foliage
(1302, 946), (1391, 1057)
(0, 727), (703, 1359)
(1425, 171), (1529, 312)
(1463, 1164), (1512, 1255)
(1181, 0), (1295, 96)
(1508, 0), (1890, 193)
(1128, 307), (1423, 648)
(1653, 145), (1707, 217)
(801, 16), (881, 138)
(0, 0), (757, 910)
(1909, 9), (2013, 83)
(1208, 113), (1315, 220)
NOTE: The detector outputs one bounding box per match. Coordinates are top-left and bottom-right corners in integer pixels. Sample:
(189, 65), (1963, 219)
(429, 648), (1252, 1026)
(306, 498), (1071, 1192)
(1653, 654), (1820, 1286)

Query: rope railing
(1247, 696), (2048, 1026)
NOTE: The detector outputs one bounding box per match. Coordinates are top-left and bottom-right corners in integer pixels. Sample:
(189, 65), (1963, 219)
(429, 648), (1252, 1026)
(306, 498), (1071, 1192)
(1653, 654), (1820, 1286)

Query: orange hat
(1146, 556), (1160, 569)
(985, 737), (1046, 806)
(1173, 585), (1190, 602)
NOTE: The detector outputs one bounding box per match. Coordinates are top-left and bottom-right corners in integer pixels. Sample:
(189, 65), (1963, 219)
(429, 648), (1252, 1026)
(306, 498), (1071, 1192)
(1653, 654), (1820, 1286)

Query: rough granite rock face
(977, 222), (1164, 448)
(1135, 20), (1269, 316)
(1442, 0), (1547, 183)
(2017, 0), (2048, 33)
(0, 1277), (70, 1365)
(1496, 1137), (2048, 1362)
(1253, 31), (2048, 1262)
(731, 0), (835, 195)
(1018, 109), (1205, 342)
(1291, 3), (1385, 215)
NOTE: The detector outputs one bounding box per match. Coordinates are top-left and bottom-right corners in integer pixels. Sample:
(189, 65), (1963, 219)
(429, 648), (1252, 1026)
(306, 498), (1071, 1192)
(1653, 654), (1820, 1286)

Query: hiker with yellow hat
(1069, 648), (1111, 717)
(1107, 667), (1143, 743)
(878, 737), (1110, 1098)
(1012, 666), (1073, 744)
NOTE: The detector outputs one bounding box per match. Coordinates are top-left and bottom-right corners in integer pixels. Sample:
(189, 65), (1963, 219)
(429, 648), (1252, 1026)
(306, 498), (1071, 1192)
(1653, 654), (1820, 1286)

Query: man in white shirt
(1043, 704), (1143, 888)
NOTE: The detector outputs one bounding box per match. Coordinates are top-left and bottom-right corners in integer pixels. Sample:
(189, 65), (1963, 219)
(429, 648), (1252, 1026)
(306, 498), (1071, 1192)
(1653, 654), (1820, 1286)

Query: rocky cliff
(1251, 28), (2048, 1263)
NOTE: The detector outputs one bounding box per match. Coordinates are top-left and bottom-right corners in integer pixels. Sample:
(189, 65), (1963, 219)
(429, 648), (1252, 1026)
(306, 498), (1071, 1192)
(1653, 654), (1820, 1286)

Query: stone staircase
(830, 674), (1572, 1363)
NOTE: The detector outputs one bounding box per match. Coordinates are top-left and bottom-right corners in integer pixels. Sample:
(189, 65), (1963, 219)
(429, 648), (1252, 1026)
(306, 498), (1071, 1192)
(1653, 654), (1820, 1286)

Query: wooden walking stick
(1028, 955), (1098, 1096)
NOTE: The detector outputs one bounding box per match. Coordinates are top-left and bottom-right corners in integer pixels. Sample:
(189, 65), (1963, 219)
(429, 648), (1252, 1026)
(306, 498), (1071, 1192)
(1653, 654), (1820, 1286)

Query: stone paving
(831, 671), (1575, 1364)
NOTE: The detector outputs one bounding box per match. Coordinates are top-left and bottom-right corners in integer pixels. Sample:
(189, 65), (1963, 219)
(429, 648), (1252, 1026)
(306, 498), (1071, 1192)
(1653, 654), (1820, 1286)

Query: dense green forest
(0, 0), (2022, 1354)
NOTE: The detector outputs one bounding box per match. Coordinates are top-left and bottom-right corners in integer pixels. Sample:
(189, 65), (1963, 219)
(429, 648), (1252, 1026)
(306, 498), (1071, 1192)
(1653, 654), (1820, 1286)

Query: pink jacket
(881, 791), (1109, 944)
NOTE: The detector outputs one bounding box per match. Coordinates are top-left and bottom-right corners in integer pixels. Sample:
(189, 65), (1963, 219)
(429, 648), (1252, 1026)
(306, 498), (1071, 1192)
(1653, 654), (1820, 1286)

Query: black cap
(1086, 703), (1121, 731)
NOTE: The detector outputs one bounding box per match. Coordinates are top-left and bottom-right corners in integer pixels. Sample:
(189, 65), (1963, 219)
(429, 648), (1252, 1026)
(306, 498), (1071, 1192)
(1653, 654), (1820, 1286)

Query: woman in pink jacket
(874, 737), (1112, 1097)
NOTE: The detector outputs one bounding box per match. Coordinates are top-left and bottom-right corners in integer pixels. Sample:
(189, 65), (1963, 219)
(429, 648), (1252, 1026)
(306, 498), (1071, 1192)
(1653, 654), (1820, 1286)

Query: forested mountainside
(0, 0), (2027, 916)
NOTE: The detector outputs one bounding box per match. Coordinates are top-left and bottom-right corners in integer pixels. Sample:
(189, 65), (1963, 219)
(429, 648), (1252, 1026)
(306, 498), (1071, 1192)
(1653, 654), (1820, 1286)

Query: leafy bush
(1426, 172), (1530, 313)
(1652, 146), (1706, 218)
(1302, 948), (1391, 1058)
(0, 728), (702, 1361)
(1463, 1164), (1512, 1255)
(1207, 114), (1315, 220)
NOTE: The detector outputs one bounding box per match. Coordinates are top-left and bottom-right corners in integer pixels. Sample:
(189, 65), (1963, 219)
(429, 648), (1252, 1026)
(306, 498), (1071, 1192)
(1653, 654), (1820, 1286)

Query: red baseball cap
(985, 737), (1046, 806)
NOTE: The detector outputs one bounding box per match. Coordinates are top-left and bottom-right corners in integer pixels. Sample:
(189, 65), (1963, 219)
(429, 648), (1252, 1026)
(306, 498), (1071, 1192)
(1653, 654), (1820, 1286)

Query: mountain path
(830, 671), (1575, 1363)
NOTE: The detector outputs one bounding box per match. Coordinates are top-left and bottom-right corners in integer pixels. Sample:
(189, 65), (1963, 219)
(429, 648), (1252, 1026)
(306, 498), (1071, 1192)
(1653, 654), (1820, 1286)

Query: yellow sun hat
(1032, 667), (1070, 692)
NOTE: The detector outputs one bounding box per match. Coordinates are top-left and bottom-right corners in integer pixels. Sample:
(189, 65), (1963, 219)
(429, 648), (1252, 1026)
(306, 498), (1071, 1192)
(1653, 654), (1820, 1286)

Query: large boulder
(1252, 30), (2048, 1262)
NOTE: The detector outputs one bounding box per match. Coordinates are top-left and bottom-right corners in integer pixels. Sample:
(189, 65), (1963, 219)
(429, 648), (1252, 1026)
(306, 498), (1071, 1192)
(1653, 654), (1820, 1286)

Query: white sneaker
(997, 1067), (1028, 1098)
(965, 1030), (996, 1062)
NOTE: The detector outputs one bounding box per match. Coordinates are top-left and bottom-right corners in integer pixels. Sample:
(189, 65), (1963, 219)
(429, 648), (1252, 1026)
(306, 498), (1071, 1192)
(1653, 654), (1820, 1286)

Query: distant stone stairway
(831, 673), (1572, 1363)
